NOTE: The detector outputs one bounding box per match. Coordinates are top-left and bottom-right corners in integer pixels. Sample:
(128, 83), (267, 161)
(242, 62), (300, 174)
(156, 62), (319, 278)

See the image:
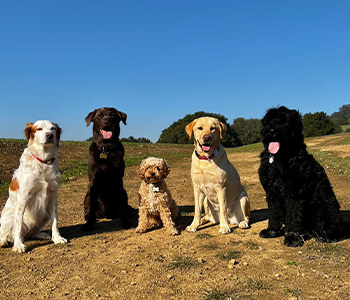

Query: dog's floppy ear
(54, 123), (62, 145)
(24, 122), (34, 142)
(113, 109), (127, 126)
(185, 119), (198, 139)
(85, 110), (97, 127)
(162, 159), (170, 179)
(218, 120), (227, 139)
(137, 159), (146, 180)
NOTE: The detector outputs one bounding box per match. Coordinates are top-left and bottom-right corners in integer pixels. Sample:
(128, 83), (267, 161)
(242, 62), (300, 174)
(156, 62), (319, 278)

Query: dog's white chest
(146, 184), (160, 214)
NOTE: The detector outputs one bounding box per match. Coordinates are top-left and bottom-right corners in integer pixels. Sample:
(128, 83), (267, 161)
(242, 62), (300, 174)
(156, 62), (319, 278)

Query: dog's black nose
(150, 172), (155, 177)
(203, 134), (211, 143)
(46, 132), (53, 139)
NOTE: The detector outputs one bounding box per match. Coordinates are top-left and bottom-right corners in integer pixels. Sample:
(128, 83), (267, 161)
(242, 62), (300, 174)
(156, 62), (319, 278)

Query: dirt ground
(0, 135), (349, 300)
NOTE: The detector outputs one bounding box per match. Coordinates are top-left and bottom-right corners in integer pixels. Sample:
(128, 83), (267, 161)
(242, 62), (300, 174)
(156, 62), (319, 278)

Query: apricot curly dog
(135, 157), (178, 235)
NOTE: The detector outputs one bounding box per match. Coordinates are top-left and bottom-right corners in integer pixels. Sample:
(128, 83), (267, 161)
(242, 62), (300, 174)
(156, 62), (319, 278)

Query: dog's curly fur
(135, 157), (178, 235)
(258, 106), (344, 247)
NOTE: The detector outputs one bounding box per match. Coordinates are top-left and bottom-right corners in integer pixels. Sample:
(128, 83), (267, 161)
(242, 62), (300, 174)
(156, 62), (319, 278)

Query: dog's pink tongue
(202, 145), (211, 152)
(268, 142), (280, 154)
(100, 130), (112, 139)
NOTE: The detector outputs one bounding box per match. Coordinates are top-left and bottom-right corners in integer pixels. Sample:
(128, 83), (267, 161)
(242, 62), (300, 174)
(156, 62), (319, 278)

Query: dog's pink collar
(31, 152), (55, 165)
(195, 147), (219, 161)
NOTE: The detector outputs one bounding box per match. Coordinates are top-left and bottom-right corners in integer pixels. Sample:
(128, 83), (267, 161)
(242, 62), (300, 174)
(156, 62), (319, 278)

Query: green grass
(341, 125), (350, 132)
(167, 255), (197, 270)
(195, 233), (214, 239)
(306, 240), (347, 259)
(246, 241), (259, 250)
(60, 160), (88, 183)
(245, 277), (268, 291)
(203, 287), (240, 300)
(285, 288), (302, 299)
(286, 260), (298, 266)
(200, 243), (219, 250)
(215, 250), (241, 261)
(309, 149), (350, 177)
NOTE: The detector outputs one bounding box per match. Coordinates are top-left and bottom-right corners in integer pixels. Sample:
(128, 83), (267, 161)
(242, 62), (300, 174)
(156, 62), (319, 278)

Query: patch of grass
(203, 287), (240, 300)
(216, 250), (241, 261)
(246, 241), (259, 250)
(60, 160), (88, 183)
(245, 277), (268, 291)
(285, 288), (302, 299)
(306, 240), (346, 259)
(200, 243), (219, 250)
(286, 260), (298, 266)
(92, 235), (107, 241)
(309, 149), (350, 177)
(0, 180), (10, 197)
(228, 142), (263, 152)
(343, 136), (350, 145)
(167, 255), (197, 270)
(195, 233), (214, 239)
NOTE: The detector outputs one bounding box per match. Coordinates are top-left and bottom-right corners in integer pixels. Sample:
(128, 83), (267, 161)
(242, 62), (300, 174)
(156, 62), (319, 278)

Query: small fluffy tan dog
(185, 117), (250, 234)
(135, 157), (178, 235)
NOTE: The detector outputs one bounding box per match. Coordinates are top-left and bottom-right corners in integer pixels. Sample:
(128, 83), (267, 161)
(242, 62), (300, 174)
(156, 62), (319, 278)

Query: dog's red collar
(195, 148), (219, 161)
(31, 152), (55, 165)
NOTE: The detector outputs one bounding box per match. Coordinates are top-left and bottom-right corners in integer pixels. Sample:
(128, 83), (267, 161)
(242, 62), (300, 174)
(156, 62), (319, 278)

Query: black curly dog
(258, 106), (344, 247)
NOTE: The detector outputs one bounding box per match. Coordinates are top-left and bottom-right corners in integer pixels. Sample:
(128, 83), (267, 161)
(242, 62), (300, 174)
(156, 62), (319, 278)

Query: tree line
(156, 104), (350, 147)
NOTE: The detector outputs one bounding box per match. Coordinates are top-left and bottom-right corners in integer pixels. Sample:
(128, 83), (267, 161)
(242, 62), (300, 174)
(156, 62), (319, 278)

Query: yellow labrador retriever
(185, 117), (250, 234)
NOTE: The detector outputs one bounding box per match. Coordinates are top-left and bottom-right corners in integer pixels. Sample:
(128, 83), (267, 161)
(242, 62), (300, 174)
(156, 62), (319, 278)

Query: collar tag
(100, 148), (108, 159)
(153, 186), (160, 192)
(269, 155), (274, 164)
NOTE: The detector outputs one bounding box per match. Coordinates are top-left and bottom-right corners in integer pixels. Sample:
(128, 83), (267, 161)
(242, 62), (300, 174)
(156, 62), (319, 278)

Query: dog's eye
(156, 167), (161, 171)
(37, 128), (43, 131)
(51, 127), (56, 131)
(197, 127), (203, 130)
(211, 127), (216, 131)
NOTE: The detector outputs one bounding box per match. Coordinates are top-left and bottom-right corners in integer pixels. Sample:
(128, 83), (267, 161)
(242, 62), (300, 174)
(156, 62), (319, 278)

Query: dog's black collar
(97, 143), (119, 159)
(195, 147), (219, 161)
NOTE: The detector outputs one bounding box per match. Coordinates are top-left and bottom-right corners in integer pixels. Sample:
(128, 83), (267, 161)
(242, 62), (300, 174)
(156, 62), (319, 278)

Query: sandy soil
(0, 135), (349, 300)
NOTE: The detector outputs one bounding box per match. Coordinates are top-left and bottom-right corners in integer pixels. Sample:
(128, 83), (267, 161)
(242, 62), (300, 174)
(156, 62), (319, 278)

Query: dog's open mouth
(200, 143), (211, 152)
(100, 129), (113, 139)
(268, 142), (280, 154)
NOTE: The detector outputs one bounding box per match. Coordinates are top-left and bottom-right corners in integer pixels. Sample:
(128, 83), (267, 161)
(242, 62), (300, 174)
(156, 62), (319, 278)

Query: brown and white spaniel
(0, 120), (67, 253)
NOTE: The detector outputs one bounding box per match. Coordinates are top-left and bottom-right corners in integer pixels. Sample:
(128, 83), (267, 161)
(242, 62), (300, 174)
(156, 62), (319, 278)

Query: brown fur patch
(24, 123), (38, 142)
(9, 178), (19, 192)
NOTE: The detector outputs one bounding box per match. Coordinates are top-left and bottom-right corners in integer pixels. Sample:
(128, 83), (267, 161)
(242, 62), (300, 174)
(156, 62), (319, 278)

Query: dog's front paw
(135, 226), (147, 234)
(52, 235), (67, 244)
(186, 225), (198, 233)
(284, 232), (304, 247)
(0, 240), (9, 248)
(12, 242), (26, 253)
(259, 228), (284, 239)
(168, 227), (179, 236)
(239, 220), (250, 229)
(219, 225), (231, 234)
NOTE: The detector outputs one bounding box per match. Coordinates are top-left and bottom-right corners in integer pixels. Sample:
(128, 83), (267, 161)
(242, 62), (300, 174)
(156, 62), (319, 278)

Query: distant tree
(232, 118), (261, 145)
(330, 104), (350, 125)
(303, 112), (339, 137)
(157, 111), (242, 147)
(120, 136), (151, 143)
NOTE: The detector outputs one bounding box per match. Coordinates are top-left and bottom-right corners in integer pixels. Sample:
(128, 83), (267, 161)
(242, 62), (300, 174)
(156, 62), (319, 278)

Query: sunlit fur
(0, 120), (67, 253)
(135, 157), (178, 235)
(185, 117), (250, 234)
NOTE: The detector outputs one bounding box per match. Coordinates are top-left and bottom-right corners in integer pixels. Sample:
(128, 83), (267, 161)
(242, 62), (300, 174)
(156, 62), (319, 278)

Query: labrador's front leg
(186, 186), (205, 233)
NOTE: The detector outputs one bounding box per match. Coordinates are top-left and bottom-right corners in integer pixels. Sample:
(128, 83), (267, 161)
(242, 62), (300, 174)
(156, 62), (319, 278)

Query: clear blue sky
(1, 1), (349, 142)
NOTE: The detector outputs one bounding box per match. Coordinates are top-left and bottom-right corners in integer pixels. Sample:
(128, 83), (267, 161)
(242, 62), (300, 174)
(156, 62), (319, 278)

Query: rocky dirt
(0, 135), (349, 300)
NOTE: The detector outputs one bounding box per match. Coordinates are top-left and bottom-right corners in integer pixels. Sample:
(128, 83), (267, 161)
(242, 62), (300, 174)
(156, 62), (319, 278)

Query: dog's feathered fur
(258, 106), (344, 247)
(135, 157), (178, 235)
(0, 120), (67, 253)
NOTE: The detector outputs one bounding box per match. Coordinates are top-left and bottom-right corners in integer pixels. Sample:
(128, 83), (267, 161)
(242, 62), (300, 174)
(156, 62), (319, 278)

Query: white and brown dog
(135, 157), (178, 235)
(0, 120), (67, 253)
(185, 117), (250, 234)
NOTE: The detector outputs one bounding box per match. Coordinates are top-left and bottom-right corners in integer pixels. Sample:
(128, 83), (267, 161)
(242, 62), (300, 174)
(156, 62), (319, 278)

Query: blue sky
(1, 1), (349, 142)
